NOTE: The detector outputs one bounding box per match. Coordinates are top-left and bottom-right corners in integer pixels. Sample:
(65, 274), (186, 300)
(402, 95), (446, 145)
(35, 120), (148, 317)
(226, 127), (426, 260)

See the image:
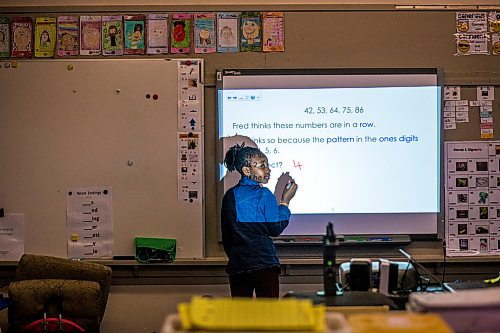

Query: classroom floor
(0, 283), (323, 332)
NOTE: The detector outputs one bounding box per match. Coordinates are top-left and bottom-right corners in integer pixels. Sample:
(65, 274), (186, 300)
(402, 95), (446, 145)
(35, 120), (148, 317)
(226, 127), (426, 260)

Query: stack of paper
(408, 287), (500, 333)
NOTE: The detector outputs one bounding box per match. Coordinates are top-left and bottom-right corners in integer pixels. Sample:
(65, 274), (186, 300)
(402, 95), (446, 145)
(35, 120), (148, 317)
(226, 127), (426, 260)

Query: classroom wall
(1, 4), (500, 332)
(1, 3), (500, 259)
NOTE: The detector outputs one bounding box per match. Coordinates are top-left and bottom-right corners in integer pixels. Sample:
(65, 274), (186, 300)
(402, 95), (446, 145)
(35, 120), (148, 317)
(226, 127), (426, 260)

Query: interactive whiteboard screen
(217, 69), (441, 238)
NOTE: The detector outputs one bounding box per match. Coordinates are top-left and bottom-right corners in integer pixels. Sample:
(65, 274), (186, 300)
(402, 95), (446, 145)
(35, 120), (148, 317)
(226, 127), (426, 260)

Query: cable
(442, 239), (447, 287)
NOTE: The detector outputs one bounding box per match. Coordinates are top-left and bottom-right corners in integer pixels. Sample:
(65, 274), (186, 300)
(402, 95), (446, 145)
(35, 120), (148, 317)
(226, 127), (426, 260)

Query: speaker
(348, 259), (372, 291)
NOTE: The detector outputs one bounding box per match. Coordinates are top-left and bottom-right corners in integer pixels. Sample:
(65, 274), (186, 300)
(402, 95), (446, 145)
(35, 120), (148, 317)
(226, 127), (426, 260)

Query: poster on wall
(66, 187), (113, 259)
(445, 141), (500, 256)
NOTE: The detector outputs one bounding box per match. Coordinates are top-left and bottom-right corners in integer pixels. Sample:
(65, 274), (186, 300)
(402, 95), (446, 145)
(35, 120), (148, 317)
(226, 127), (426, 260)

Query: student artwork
(193, 13), (216, 54)
(0, 17), (10, 58)
(102, 15), (123, 56)
(124, 14), (145, 55)
(170, 13), (191, 54)
(240, 12), (262, 52)
(147, 13), (169, 55)
(217, 12), (239, 53)
(446, 141), (500, 256)
(34, 17), (56, 58)
(262, 12), (285, 52)
(57, 16), (79, 56)
(80, 15), (102, 55)
(11, 17), (33, 58)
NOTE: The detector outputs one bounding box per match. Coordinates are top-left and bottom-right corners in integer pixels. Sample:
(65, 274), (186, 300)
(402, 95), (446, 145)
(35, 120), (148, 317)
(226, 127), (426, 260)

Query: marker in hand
(281, 178), (298, 206)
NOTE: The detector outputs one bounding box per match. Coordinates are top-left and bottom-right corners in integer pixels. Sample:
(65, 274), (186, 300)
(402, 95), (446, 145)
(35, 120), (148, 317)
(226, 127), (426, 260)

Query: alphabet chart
(446, 141), (500, 256)
(66, 187), (113, 259)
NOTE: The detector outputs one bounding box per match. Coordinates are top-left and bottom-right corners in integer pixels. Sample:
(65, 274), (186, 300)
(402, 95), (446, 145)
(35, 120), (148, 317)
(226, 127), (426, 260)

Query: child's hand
(281, 179), (298, 205)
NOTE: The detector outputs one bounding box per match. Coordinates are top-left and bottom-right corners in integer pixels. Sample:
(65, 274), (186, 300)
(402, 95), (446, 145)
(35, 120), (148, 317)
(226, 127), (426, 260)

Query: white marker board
(0, 59), (204, 259)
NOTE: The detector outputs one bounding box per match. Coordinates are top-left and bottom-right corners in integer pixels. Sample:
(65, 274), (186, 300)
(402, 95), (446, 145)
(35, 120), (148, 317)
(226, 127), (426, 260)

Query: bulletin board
(0, 59), (204, 259)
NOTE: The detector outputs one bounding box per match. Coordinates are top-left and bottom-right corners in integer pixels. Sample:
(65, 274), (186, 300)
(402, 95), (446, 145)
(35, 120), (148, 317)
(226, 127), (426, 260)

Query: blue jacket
(221, 177), (290, 275)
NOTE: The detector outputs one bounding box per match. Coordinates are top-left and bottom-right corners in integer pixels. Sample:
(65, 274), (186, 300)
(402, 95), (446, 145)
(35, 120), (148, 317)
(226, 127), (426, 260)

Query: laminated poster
(445, 141), (500, 256)
(455, 33), (490, 55)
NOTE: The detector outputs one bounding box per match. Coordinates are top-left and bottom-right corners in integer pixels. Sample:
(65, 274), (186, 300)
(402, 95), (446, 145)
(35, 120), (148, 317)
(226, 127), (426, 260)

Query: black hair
(224, 143), (264, 175)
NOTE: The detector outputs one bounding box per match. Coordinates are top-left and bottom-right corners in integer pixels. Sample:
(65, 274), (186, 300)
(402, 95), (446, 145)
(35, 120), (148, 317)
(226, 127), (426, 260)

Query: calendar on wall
(446, 141), (500, 256)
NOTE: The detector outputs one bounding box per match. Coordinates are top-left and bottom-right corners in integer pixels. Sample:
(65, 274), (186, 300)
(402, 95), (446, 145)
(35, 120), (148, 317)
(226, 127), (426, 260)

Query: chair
(7, 254), (112, 333)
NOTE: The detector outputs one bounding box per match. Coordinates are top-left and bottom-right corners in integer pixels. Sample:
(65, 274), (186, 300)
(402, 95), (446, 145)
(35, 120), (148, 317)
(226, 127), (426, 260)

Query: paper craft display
(124, 14), (145, 55)
(102, 15), (123, 56)
(262, 12), (284, 52)
(0, 214), (24, 261)
(34, 17), (56, 58)
(446, 141), (500, 256)
(240, 12), (262, 52)
(147, 13), (169, 55)
(177, 132), (202, 203)
(177, 60), (202, 131)
(171, 13), (191, 54)
(177, 60), (203, 203)
(11, 17), (33, 58)
(66, 187), (113, 259)
(444, 86), (461, 101)
(56, 16), (79, 57)
(194, 13), (216, 54)
(217, 12), (239, 53)
(455, 33), (490, 55)
(456, 12), (488, 33)
(0, 17), (10, 58)
(80, 15), (101, 55)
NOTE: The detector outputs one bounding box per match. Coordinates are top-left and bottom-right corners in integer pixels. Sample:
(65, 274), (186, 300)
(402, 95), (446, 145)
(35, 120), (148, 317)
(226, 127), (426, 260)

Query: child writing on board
(221, 143), (298, 298)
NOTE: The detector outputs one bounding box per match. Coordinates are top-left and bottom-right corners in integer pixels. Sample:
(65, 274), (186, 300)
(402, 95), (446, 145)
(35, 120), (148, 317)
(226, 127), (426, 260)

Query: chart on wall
(446, 141), (500, 256)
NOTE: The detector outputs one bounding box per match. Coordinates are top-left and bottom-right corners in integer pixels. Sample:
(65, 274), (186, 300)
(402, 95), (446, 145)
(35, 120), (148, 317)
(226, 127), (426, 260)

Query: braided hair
(224, 143), (264, 176)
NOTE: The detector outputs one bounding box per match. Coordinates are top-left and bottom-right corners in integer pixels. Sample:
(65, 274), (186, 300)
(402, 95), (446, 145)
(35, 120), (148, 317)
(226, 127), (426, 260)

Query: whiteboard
(0, 59), (204, 259)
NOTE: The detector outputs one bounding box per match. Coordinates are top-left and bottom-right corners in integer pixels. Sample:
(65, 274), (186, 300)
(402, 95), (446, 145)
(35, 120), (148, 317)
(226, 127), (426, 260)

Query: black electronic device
(339, 260), (418, 292)
(323, 222), (338, 296)
(348, 259), (372, 291)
